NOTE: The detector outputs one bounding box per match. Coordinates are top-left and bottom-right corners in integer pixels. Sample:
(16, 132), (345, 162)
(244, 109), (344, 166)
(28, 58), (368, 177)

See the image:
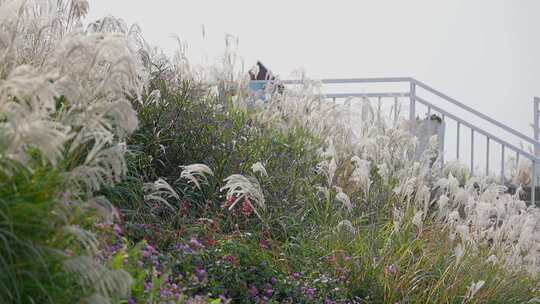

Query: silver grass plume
(0, 0), (144, 301)
(63, 225), (100, 255)
(179, 163), (214, 190)
(464, 280), (485, 301)
(63, 256), (132, 301)
(335, 191), (352, 211)
(220, 174), (265, 217)
(143, 178), (180, 211)
(336, 219), (356, 235)
(68, 142), (128, 194)
(251, 161), (268, 177)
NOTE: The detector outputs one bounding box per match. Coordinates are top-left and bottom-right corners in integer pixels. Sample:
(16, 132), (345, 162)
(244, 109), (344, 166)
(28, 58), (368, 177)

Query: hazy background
(88, 0), (539, 171)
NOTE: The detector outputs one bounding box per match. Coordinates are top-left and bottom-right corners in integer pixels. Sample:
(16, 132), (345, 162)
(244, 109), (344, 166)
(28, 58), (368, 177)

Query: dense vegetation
(1, 1), (539, 303)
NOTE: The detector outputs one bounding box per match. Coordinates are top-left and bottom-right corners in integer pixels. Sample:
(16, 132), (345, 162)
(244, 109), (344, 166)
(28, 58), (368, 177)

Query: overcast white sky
(88, 0), (539, 155)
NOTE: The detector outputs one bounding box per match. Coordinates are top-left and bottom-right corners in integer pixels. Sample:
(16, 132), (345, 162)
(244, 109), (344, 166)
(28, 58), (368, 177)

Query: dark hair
(249, 61), (275, 81)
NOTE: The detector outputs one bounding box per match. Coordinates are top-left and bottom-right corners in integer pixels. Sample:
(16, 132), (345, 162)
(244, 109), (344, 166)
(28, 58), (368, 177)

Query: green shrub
(0, 161), (83, 303)
(100, 76), (540, 303)
(107, 79), (324, 245)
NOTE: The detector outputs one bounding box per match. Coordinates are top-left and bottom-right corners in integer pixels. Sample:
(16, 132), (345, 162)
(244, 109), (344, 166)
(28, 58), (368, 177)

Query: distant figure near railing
(248, 61), (283, 101)
(250, 77), (540, 205)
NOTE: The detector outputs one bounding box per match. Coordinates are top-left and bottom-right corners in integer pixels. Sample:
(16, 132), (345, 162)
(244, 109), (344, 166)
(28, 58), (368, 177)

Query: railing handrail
(413, 79), (540, 146)
(414, 96), (540, 162)
(249, 77), (413, 85)
(324, 92), (410, 98)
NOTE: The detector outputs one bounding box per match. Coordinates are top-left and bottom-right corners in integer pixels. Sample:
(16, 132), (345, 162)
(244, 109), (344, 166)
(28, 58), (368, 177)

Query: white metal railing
(250, 78), (540, 205)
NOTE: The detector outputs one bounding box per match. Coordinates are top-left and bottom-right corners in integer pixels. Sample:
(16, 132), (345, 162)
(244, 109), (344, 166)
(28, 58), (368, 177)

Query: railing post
(439, 117), (445, 167)
(533, 97), (539, 205)
(409, 80), (416, 121)
(470, 129), (475, 175)
(532, 159), (536, 205)
(534, 98), (539, 155)
(457, 122), (460, 160)
(394, 96), (398, 123)
(486, 137), (490, 176)
(501, 145), (505, 184)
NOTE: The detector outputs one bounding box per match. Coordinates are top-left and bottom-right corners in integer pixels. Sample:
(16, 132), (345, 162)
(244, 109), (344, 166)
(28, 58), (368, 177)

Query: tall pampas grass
(216, 55), (540, 278)
(0, 0), (145, 302)
(221, 174), (265, 218)
(179, 163), (214, 190)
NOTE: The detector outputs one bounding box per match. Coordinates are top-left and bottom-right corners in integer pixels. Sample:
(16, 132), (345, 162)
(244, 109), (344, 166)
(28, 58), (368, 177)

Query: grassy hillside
(0, 1), (539, 303)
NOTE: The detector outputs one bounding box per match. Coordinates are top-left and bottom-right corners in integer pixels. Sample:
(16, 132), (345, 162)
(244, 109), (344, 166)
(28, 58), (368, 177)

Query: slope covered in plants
(0, 1), (539, 303)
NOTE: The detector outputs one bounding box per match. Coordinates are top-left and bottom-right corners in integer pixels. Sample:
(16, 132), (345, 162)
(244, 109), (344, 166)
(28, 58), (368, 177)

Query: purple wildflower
(302, 286), (316, 299)
(127, 298), (135, 304)
(143, 281), (152, 293)
(106, 244), (122, 256)
(189, 237), (204, 249)
(175, 243), (193, 254)
(195, 267), (207, 283)
(247, 285), (259, 298)
(160, 287), (172, 298)
(263, 284), (273, 298)
(386, 264), (397, 275)
(259, 238), (270, 249)
(113, 223), (122, 235)
(146, 244), (157, 253)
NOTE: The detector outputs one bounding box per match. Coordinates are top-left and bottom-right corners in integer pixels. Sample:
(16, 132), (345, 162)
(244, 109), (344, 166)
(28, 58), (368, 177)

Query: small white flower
(328, 158), (337, 186)
(465, 280), (485, 300)
(336, 220), (356, 235)
(349, 156), (371, 192)
(335, 191), (353, 211)
(486, 255), (498, 264)
(412, 210), (424, 230)
(437, 194), (449, 210)
(454, 243), (465, 266)
(251, 161), (268, 177)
